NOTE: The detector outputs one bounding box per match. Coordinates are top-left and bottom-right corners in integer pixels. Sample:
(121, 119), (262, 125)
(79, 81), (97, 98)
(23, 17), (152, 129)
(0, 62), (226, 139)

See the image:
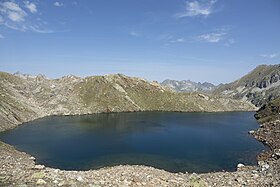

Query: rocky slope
(0, 97), (279, 186)
(253, 97), (280, 154)
(255, 97), (280, 123)
(0, 72), (279, 186)
(250, 98), (280, 186)
(161, 79), (216, 93)
(213, 64), (280, 107)
(0, 71), (255, 132)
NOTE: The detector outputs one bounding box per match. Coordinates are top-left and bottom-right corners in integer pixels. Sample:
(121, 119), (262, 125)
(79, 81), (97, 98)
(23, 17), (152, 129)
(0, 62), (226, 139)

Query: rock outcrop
(0, 72), (255, 132)
(249, 97), (280, 187)
(213, 64), (280, 107)
(253, 97), (280, 156)
(255, 97), (280, 123)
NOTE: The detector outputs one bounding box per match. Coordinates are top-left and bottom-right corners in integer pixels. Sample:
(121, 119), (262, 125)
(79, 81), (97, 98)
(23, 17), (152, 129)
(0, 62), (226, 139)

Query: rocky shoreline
(0, 72), (279, 186)
(0, 114), (279, 186)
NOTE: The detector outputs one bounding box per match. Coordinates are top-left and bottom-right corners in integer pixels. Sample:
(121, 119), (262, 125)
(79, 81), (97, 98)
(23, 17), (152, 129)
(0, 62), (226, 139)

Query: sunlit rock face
(213, 64), (280, 107)
(161, 79), (216, 93)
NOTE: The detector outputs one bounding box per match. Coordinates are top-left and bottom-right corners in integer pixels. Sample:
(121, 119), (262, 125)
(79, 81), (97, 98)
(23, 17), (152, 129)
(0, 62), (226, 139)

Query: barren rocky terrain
(0, 72), (279, 186)
(213, 64), (280, 107)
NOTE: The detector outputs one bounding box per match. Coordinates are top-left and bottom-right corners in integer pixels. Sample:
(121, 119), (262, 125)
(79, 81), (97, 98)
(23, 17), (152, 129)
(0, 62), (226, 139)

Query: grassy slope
(77, 74), (254, 112)
(0, 72), (255, 131)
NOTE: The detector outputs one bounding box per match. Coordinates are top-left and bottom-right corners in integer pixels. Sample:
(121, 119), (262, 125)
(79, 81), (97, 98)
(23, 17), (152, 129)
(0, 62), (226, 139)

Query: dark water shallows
(0, 112), (267, 173)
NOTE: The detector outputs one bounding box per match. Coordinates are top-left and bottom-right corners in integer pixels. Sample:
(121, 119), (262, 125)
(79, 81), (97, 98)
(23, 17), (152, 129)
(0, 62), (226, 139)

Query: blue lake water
(0, 112), (267, 173)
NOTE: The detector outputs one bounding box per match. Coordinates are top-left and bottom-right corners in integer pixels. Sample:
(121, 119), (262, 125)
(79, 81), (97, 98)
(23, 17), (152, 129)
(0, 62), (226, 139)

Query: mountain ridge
(0, 71), (255, 132)
(213, 64), (280, 107)
(161, 79), (216, 93)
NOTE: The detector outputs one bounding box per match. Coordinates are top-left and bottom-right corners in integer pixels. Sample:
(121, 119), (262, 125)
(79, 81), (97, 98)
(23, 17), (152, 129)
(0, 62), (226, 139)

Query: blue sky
(0, 0), (279, 84)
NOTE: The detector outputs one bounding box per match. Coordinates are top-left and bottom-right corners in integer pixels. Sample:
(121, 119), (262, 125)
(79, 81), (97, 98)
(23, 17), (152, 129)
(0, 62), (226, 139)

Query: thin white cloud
(171, 38), (185, 43)
(157, 34), (185, 46)
(0, 15), (4, 24)
(0, 1), (54, 34)
(176, 0), (217, 18)
(0, 2), (27, 22)
(158, 34), (174, 41)
(261, 53), (278, 59)
(30, 26), (54, 33)
(4, 22), (28, 32)
(54, 2), (63, 7)
(24, 1), (37, 13)
(129, 31), (140, 37)
(0, 33), (4, 39)
(223, 38), (236, 47)
(198, 32), (226, 43)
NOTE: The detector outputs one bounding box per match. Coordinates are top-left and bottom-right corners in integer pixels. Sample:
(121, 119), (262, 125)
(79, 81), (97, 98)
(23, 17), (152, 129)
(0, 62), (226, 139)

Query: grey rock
(258, 161), (270, 171)
(237, 163), (245, 168)
(77, 176), (83, 182)
(36, 179), (47, 185)
(29, 156), (36, 160)
(274, 149), (280, 157)
(34, 165), (45, 170)
(248, 130), (255, 134)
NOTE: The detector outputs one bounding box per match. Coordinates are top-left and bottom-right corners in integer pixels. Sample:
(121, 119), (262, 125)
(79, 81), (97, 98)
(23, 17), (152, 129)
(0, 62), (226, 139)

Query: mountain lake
(0, 112), (267, 173)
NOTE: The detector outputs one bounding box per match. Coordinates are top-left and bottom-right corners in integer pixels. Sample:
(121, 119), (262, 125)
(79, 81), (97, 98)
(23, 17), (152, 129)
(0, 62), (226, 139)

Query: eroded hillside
(213, 64), (280, 107)
(0, 72), (255, 131)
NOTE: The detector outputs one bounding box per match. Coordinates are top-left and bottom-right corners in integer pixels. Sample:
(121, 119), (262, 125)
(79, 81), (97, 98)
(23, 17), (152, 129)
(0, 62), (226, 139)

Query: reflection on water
(0, 112), (267, 173)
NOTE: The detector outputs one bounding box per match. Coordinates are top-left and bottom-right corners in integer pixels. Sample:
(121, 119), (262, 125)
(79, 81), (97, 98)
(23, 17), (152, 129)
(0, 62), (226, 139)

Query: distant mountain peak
(161, 79), (216, 93)
(14, 71), (35, 79)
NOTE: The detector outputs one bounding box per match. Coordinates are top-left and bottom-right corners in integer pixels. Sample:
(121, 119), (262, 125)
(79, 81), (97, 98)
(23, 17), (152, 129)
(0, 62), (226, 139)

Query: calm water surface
(0, 112), (267, 173)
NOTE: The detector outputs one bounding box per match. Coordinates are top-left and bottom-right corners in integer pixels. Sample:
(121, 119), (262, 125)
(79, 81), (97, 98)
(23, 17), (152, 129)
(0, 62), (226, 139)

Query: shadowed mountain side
(255, 97), (280, 123)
